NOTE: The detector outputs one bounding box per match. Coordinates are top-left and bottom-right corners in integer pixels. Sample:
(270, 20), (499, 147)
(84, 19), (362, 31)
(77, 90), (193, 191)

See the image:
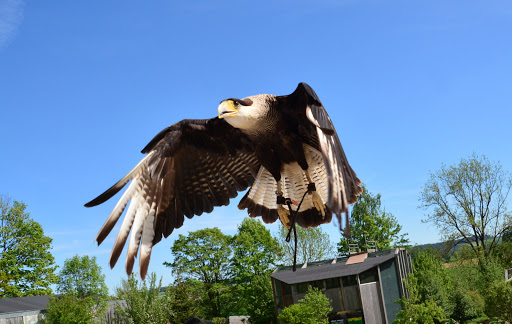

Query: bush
(394, 275), (447, 324)
(43, 294), (101, 324)
(485, 280), (512, 322)
(116, 273), (173, 324)
(168, 280), (202, 323)
(450, 288), (485, 322)
(394, 298), (446, 324)
(278, 287), (332, 324)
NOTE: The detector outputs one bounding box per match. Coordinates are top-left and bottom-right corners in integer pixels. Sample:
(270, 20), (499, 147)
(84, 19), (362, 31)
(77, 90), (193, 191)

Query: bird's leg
(305, 170), (326, 217)
(276, 180), (291, 229)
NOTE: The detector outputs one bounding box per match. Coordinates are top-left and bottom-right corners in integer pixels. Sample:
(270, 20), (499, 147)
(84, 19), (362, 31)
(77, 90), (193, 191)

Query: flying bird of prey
(85, 82), (362, 279)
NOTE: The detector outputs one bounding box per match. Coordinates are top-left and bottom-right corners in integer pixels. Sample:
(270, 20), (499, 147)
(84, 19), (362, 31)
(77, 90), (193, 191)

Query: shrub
(278, 287), (332, 324)
(485, 280), (512, 322)
(43, 294), (100, 324)
(116, 273), (173, 324)
(394, 275), (447, 324)
(450, 288), (485, 322)
(394, 298), (446, 324)
(168, 280), (202, 323)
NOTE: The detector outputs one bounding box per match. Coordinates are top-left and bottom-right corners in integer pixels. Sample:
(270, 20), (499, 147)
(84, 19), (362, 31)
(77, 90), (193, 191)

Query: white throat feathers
(219, 94), (277, 132)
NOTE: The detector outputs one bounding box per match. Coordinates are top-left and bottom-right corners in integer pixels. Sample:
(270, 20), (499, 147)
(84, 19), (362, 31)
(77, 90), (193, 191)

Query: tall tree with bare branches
(419, 154), (512, 258)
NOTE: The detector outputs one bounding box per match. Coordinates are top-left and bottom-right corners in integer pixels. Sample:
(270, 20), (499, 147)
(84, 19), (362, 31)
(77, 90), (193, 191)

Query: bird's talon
(278, 205), (291, 229)
(311, 191), (326, 218)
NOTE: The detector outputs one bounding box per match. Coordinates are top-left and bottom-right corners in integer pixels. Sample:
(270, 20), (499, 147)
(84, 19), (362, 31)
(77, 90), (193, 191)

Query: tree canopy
(230, 218), (281, 283)
(164, 221), (280, 321)
(419, 153), (512, 258)
(0, 196), (58, 297)
(229, 218), (278, 323)
(338, 185), (409, 256)
(48, 255), (109, 323)
(165, 227), (232, 318)
(165, 227), (232, 283)
(57, 254), (109, 299)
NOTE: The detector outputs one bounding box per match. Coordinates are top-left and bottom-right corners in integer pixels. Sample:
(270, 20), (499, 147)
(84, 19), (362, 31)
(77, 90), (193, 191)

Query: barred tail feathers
(238, 145), (332, 227)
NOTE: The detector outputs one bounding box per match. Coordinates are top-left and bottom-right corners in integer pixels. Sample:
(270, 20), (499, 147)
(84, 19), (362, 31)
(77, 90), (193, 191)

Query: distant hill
(412, 235), (494, 258)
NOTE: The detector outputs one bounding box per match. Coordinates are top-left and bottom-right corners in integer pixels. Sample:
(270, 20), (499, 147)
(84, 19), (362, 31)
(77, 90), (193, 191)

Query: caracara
(85, 82), (362, 278)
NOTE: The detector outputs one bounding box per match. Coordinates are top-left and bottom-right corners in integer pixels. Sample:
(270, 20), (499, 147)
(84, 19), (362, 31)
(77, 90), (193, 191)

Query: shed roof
(0, 295), (50, 314)
(271, 249), (399, 285)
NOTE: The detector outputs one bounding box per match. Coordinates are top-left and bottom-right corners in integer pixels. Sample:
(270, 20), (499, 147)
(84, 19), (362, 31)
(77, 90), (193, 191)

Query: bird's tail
(238, 145), (333, 228)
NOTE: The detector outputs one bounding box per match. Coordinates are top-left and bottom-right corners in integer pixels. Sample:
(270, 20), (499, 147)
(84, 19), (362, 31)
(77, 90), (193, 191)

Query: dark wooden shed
(270, 248), (412, 324)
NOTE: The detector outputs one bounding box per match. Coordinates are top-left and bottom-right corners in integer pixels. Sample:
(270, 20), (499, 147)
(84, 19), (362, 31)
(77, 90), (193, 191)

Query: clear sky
(1, 0), (512, 293)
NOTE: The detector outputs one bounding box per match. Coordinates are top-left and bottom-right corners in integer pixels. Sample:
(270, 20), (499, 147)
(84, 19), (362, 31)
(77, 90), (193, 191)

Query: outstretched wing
(85, 118), (260, 278)
(283, 83), (362, 227)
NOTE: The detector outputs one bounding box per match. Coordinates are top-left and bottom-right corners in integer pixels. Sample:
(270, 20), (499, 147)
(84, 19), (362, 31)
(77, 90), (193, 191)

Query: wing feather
(85, 118), (260, 278)
(109, 185), (143, 269)
(139, 204), (156, 279)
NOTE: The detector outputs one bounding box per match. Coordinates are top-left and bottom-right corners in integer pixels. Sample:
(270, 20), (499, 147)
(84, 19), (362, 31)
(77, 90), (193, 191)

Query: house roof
(0, 295), (50, 314)
(271, 248), (399, 285)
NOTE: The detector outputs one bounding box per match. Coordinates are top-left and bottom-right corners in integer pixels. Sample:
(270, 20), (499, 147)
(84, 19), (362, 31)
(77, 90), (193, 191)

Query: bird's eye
(233, 100), (239, 105)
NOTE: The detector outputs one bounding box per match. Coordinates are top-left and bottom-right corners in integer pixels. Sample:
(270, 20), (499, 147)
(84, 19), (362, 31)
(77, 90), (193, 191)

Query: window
(325, 277), (341, 289)
(359, 267), (379, 284)
(342, 275), (357, 287)
(295, 282), (308, 293)
(274, 279), (282, 296)
(310, 280), (324, 290)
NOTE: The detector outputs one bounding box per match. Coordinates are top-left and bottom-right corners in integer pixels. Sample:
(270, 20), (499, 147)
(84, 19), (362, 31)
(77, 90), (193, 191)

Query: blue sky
(1, 0), (512, 293)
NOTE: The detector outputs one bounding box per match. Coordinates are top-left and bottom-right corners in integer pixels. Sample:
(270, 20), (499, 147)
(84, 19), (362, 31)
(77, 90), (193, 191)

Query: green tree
(116, 273), (173, 324)
(242, 274), (276, 324)
(408, 246), (502, 322)
(0, 196), (58, 297)
(168, 279), (202, 324)
(55, 254), (109, 322)
(447, 248), (503, 318)
(57, 255), (109, 299)
(164, 227), (232, 318)
(228, 218), (280, 322)
(503, 227), (512, 243)
(277, 225), (335, 265)
(230, 218), (281, 283)
(419, 153), (512, 258)
(409, 247), (453, 316)
(277, 287), (332, 324)
(228, 273), (275, 323)
(338, 185), (409, 256)
(492, 240), (512, 268)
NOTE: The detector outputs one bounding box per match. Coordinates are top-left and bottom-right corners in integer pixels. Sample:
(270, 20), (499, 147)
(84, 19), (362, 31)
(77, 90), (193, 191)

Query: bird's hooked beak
(218, 100), (238, 119)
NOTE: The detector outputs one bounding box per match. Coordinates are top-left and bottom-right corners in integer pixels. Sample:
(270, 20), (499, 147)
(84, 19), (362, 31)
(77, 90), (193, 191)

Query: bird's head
(218, 96), (268, 130)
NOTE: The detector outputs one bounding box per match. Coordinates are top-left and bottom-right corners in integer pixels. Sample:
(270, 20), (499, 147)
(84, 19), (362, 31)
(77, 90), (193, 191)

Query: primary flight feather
(85, 82), (362, 279)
